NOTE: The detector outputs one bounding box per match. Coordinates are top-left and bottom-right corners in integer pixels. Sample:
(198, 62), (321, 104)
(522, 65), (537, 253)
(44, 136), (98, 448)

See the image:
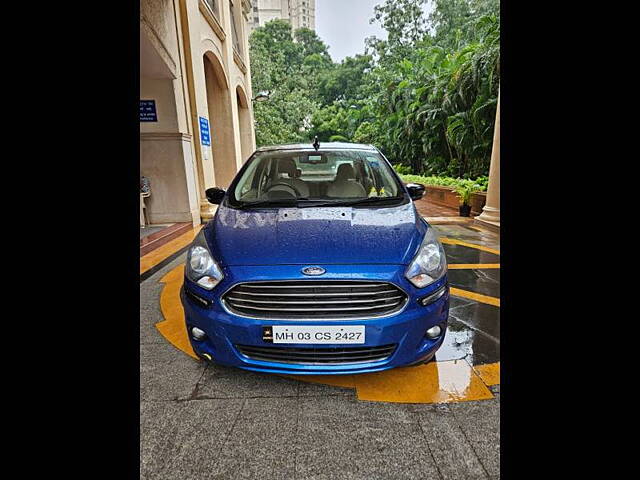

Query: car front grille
(235, 344), (397, 364)
(222, 280), (408, 319)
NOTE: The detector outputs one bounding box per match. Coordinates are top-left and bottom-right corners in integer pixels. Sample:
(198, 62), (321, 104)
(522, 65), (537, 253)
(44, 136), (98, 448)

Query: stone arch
(203, 50), (236, 187)
(201, 38), (229, 87)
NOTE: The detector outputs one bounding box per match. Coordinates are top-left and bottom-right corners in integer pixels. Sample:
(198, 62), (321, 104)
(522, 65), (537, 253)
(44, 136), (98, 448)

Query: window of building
(204, 0), (219, 18)
(229, 1), (242, 55)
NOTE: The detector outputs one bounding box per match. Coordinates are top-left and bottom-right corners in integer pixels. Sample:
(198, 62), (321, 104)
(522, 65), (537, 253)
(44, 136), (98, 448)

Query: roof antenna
(312, 136), (320, 151)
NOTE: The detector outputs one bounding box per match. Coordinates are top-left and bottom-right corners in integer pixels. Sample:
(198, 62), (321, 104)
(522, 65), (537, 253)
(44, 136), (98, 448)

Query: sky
(316, 0), (387, 62)
(315, 0), (433, 63)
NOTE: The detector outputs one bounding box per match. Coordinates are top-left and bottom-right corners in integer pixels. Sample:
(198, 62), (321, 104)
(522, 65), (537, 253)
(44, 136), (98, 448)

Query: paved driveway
(140, 223), (500, 479)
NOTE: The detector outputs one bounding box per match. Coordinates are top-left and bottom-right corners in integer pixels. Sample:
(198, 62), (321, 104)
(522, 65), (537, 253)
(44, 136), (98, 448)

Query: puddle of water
(354, 360), (494, 403)
(437, 297), (500, 365)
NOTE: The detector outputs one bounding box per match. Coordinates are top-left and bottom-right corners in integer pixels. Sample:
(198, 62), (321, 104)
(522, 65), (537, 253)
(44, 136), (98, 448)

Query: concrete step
(140, 223), (193, 257)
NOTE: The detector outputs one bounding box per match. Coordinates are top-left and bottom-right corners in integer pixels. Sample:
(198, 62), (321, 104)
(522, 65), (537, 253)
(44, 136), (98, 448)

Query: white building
(249, 0), (316, 31)
(140, 0), (256, 225)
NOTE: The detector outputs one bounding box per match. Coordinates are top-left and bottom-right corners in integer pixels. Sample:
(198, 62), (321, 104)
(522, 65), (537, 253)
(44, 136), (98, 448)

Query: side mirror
(205, 187), (226, 205)
(405, 183), (426, 201)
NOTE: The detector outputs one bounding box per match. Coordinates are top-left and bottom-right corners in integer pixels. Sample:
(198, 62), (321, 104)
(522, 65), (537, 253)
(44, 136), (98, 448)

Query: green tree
(318, 54), (373, 105)
(362, 0), (499, 177)
(367, 0), (430, 67)
(295, 27), (333, 63)
(428, 0), (499, 48)
(249, 20), (331, 146)
(248, 1), (499, 178)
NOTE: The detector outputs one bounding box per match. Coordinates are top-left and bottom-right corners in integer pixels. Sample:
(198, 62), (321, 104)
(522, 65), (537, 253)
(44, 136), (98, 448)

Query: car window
(231, 149), (402, 203)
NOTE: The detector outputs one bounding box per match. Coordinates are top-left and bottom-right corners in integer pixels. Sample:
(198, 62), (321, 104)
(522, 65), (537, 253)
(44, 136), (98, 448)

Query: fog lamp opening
(191, 327), (207, 341)
(425, 325), (442, 339)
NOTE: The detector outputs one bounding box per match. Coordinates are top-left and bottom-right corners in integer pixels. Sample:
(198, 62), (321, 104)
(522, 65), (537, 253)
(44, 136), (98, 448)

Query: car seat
(270, 158), (310, 197)
(327, 164), (367, 198)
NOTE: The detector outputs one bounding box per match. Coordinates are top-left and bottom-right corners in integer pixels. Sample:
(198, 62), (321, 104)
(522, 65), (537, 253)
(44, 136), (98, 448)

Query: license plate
(265, 325), (365, 344)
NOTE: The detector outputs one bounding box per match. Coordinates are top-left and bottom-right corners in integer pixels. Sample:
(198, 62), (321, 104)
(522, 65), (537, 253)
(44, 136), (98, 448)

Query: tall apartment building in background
(249, 0), (316, 31)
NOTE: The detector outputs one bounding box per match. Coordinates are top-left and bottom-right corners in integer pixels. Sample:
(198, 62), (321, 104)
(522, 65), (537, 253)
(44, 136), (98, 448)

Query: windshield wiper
(236, 199), (299, 209)
(296, 196), (405, 208)
(236, 196), (404, 209)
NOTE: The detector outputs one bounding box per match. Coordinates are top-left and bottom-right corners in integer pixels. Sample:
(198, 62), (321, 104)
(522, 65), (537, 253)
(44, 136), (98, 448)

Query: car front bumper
(180, 264), (449, 375)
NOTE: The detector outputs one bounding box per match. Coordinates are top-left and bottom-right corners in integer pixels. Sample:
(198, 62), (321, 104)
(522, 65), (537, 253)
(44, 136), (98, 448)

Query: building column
(223, 0), (244, 173)
(177, 0), (216, 222)
(475, 89), (500, 230)
(241, 0), (256, 153)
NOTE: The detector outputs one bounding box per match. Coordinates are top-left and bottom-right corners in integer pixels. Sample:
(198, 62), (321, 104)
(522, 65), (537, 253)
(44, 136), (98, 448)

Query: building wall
(249, 0), (315, 31)
(288, 0), (315, 31)
(140, 0), (256, 224)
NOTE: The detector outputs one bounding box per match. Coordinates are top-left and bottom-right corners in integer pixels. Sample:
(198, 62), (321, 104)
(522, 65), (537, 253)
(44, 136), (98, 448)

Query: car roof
(255, 142), (378, 153)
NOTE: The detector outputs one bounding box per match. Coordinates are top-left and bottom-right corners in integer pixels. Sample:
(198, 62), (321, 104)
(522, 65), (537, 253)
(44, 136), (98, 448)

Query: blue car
(180, 142), (449, 375)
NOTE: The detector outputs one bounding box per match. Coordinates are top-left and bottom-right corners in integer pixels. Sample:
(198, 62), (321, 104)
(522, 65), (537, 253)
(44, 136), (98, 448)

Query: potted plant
(453, 182), (481, 217)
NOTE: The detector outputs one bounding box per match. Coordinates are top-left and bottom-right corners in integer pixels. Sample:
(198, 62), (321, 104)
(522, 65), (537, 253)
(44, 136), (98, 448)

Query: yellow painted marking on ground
(282, 362), (495, 403)
(440, 237), (500, 255)
(448, 263), (500, 269)
(156, 264), (499, 403)
(450, 287), (500, 307)
(353, 360), (493, 403)
(140, 225), (203, 275)
(472, 362), (500, 386)
(156, 264), (198, 359)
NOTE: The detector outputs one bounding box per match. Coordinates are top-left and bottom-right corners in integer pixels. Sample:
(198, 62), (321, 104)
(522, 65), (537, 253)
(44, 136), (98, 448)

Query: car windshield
(230, 149), (404, 207)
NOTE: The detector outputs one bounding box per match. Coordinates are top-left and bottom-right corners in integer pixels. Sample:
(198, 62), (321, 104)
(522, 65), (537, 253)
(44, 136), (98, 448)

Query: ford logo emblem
(302, 266), (326, 276)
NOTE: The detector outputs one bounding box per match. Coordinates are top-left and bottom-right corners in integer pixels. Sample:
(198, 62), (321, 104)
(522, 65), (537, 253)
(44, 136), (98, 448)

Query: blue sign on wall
(199, 117), (211, 146)
(139, 100), (157, 122)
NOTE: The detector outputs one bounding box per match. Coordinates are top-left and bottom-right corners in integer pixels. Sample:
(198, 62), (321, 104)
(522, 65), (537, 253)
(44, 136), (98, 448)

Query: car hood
(205, 202), (427, 266)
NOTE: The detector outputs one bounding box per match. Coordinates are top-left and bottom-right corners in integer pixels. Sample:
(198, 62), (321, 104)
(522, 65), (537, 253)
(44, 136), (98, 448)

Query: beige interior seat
(270, 158), (310, 197)
(327, 164), (366, 198)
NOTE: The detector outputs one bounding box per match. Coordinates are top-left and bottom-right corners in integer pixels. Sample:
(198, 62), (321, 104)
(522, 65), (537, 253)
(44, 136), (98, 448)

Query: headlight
(405, 227), (447, 288)
(185, 230), (224, 290)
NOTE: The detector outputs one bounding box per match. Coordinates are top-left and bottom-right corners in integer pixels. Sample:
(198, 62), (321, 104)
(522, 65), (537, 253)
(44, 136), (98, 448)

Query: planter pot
(459, 204), (471, 217)
(470, 191), (487, 216)
(403, 183), (487, 215)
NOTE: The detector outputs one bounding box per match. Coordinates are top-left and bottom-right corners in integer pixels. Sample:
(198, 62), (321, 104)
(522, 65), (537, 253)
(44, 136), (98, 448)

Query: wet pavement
(438, 297), (500, 366)
(413, 196), (459, 217)
(140, 219), (500, 479)
(443, 244), (500, 264)
(435, 223), (500, 367)
(448, 268), (500, 299)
